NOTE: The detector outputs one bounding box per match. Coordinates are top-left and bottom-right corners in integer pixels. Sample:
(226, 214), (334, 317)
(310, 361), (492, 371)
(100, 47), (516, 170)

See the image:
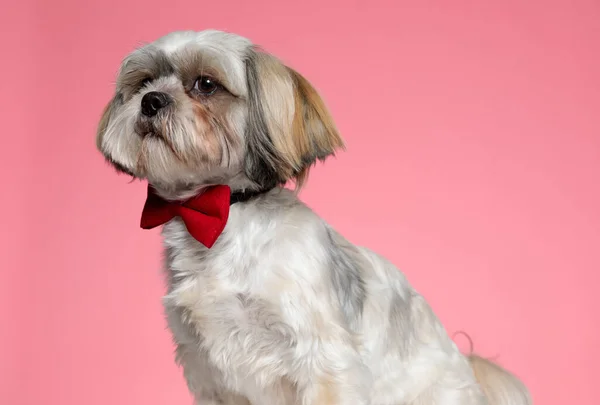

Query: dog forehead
(153, 30), (252, 55)
(145, 30), (252, 95)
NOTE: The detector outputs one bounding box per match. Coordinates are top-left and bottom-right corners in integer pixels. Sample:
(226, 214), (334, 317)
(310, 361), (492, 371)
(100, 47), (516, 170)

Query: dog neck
(149, 172), (268, 202)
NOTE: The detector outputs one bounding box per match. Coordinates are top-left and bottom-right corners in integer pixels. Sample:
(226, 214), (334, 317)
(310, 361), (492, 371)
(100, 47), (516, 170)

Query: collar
(229, 187), (272, 205)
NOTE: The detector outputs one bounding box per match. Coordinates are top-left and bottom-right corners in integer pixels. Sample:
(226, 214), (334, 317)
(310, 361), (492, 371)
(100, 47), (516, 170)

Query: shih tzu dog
(96, 30), (531, 405)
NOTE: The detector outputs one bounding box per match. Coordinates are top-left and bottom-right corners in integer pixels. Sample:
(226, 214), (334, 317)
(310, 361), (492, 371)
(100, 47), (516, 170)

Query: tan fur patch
(315, 376), (338, 405)
(289, 68), (345, 162)
(288, 68), (345, 187)
(192, 102), (223, 166)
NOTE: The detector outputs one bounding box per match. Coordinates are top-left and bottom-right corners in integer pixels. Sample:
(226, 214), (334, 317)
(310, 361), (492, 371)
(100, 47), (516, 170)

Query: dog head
(96, 30), (344, 194)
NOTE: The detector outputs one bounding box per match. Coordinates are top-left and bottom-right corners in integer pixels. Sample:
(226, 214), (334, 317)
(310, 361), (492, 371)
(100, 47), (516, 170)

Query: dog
(96, 30), (532, 405)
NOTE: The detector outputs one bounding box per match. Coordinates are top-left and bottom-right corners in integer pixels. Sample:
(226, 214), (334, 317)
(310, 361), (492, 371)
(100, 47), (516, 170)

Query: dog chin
(103, 154), (139, 179)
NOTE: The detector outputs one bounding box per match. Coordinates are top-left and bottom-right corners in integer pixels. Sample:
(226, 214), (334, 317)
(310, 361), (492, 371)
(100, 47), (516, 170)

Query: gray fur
(387, 290), (415, 354)
(325, 227), (366, 328)
(242, 50), (288, 189)
(119, 48), (175, 97)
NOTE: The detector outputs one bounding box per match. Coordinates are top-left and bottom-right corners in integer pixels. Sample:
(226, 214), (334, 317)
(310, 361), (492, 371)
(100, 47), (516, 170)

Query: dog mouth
(135, 118), (164, 140)
(134, 116), (186, 163)
(139, 132), (163, 141)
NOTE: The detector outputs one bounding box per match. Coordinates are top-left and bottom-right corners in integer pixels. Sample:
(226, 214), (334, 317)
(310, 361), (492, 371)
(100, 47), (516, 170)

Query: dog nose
(141, 92), (170, 117)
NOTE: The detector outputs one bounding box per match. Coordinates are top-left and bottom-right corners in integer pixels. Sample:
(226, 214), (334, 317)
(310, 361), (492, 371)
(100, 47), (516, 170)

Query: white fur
(97, 30), (532, 405)
(163, 189), (488, 405)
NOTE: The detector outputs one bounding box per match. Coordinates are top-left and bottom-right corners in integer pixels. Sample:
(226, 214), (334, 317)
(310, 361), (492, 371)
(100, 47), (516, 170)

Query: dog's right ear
(96, 92), (123, 152)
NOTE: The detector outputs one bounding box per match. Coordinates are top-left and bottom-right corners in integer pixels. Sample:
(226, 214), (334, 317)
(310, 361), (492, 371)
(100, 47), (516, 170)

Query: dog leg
(293, 327), (371, 405)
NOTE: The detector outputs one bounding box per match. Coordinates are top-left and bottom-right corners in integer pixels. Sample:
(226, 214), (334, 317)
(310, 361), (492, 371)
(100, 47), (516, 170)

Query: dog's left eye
(194, 76), (219, 95)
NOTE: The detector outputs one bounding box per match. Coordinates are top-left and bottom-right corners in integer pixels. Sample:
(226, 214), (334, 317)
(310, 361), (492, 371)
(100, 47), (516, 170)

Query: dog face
(96, 30), (344, 192)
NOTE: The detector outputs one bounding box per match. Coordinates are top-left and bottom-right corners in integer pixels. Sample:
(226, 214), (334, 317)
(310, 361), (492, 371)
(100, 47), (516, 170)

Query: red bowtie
(140, 185), (232, 248)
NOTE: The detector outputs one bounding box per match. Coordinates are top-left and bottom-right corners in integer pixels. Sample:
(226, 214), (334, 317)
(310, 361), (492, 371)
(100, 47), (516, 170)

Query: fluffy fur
(97, 30), (532, 405)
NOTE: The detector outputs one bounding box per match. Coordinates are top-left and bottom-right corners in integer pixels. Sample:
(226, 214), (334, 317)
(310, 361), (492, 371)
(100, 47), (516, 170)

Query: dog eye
(194, 76), (219, 95)
(141, 78), (153, 87)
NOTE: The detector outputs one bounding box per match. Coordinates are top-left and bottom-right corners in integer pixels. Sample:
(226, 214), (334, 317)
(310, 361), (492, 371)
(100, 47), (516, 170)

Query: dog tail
(467, 354), (532, 405)
(453, 332), (531, 404)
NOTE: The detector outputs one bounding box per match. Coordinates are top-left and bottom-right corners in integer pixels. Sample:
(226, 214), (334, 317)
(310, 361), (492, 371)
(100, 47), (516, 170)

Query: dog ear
(244, 49), (344, 189)
(286, 66), (345, 186)
(96, 92), (136, 176)
(96, 92), (123, 151)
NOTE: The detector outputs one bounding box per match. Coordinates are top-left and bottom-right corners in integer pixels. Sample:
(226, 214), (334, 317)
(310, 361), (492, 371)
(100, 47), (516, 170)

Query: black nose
(141, 91), (170, 117)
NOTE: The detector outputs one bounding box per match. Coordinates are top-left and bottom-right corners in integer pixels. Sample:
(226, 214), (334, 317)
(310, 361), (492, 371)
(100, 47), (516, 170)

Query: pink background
(2, 0), (599, 404)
